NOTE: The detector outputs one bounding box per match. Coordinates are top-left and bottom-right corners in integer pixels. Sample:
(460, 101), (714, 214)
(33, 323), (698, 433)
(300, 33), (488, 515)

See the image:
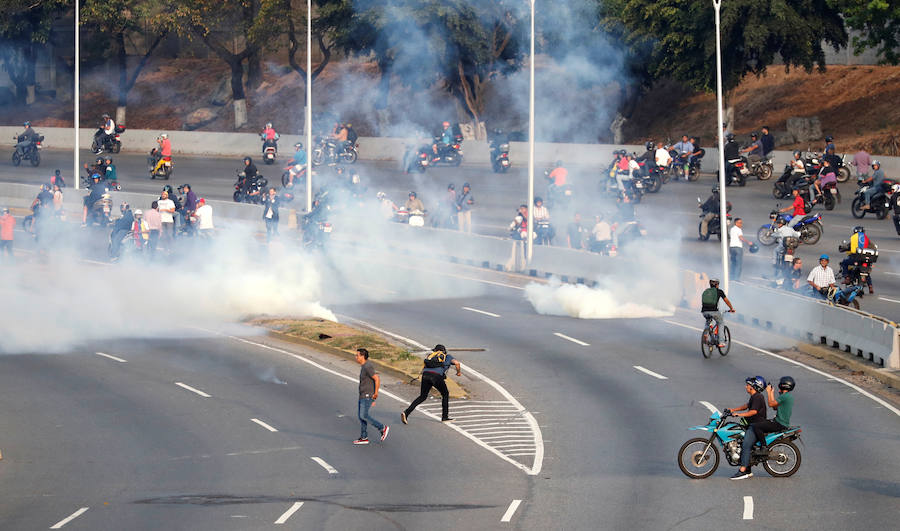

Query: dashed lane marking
(310, 457), (338, 475)
(95, 352), (127, 363)
(250, 418), (278, 432)
(174, 382), (212, 398)
(50, 507), (89, 529)
(633, 365), (668, 380)
(274, 501), (304, 524)
(878, 296), (900, 304)
(743, 496), (754, 520)
(501, 500), (523, 523)
(553, 332), (590, 346)
(462, 306), (501, 317)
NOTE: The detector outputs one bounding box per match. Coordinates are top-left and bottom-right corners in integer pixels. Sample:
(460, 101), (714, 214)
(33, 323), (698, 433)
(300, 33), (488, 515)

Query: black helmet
(793, 150), (802, 158)
(746, 375), (766, 392)
(726, 133), (735, 141)
(294, 142), (303, 149)
(711, 186), (719, 194)
(853, 226), (864, 234)
(709, 278), (719, 287)
(750, 132), (758, 139)
(24, 121), (30, 127)
(825, 135), (833, 142)
(447, 183), (455, 190)
(162, 185), (174, 195)
(243, 156), (252, 163)
(409, 191), (416, 197)
(433, 344), (447, 353)
(778, 376), (795, 391)
(96, 157), (103, 165)
(646, 141), (654, 151)
(534, 196), (543, 205)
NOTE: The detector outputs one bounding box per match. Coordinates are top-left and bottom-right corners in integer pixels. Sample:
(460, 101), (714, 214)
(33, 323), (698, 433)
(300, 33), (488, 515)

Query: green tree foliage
(0, 0), (68, 104)
(602, 0), (848, 92)
(838, 0), (900, 64)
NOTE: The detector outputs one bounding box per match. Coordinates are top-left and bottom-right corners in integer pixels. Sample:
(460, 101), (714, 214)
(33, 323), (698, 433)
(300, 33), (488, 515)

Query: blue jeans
(740, 424), (758, 468)
(358, 398), (384, 439)
(730, 247), (743, 280)
(615, 171), (631, 191)
(862, 186), (879, 206)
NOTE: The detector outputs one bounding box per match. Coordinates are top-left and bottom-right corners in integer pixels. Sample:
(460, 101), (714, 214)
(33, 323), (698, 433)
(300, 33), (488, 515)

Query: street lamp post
(713, 0), (729, 291)
(74, 1), (80, 190)
(305, 0), (313, 213)
(526, 0), (535, 263)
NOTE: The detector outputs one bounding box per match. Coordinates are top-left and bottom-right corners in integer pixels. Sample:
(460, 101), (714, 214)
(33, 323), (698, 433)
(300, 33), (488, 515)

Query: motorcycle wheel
(717, 326), (731, 356)
(773, 187), (786, 199)
(452, 155), (462, 167)
(837, 166), (850, 183)
(30, 151), (40, 167)
(281, 172), (292, 188)
(757, 226), (777, 246)
(762, 440), (801, 478)
(91, 141), (101, 154)
(824, 195), (835, 210)
(647, 175), (662, 193)
(233, 191), (242, 202)
(415, 163), (426, 173)
(688, 169), (700, 182)
(850, 197), (867, 219)
(697, 222), (710, 241)
(11, 152), (21, 166)
(738, 175), (746, 187)
(801, 222), (822, 245)
(876, 206), (889, 220)
(343, 149), (358, 164)
(113, 142), (121, 154)
(678, 438), (720, 479)
(311, 150), (324, 166)
(843, 298), (861, 310)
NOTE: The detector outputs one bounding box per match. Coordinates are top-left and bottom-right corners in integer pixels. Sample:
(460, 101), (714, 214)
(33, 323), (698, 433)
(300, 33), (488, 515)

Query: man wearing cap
(0, 207), (15, 262)
(807, 254), (836, 296)
(456, 182), (474, 233)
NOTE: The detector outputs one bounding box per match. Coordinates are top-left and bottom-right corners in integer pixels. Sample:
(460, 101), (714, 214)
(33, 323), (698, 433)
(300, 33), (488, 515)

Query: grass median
(251, 317), (466, 399)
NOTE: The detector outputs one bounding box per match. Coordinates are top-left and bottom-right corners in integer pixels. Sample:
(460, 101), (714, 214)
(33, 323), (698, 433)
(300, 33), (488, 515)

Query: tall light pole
(74, 0), (80, 190)
(305, 0), (313, 213)
(713, 0), (729, 291)
(526, 0), (535, 263)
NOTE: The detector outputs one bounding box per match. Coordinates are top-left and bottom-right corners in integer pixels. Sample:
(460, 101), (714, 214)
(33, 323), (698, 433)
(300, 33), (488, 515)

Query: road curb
(796, 343), (900, 389)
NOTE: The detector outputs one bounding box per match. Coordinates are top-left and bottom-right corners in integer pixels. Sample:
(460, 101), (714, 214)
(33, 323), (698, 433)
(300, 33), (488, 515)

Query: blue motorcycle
(757, 209), (823, 246)
(806, 284), (864, 310)
(678, 411), (802, 479)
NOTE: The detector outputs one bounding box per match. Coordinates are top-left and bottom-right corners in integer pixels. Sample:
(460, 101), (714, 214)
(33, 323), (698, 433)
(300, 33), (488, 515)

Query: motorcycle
(535, 220), (554, 245)
(613, 220), (646, 250)
(721, 157), (749, 186)
(394, 208), (427, 227)
(81, 168), (121, 191)
(667, 149), (701, 181)
(835, 153), (852, 183)
(11, 134), (44, 167)
(838, 242), (878, 295)
(148, 148), (173, 180)
(261, 135), (278, 165)
(806, 283), (865, 310)
(820, 181), (840, 211)
(697, 199), (732, 241)
(490, 140), (511, 173)
(280, 167), (307, 189)
(634, 162), (663, 193)
(85, 193), (113, 227)
(771, 236), (801, 289)
(233, 171), (268, 204)
(757, 210), (823, 246)
(91, 125), (125, 154)
(301, 217), (332, 250)
(403, 143), (431, 173)
(749, 155), (774, 180)
(431, 133), (464, 167)
(851, 179), (896, 220)
(311, 135), (358, 166)
(677, 410), (802, 479)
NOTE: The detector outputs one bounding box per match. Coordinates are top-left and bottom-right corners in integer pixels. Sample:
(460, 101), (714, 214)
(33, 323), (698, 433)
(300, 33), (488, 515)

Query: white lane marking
(174, 382), (212, 398)
(700, 401), (719, 414)
(883, 272), (900, 277)
(878, 296), (900, 304)
(553, 332), (590, 346)
(95, 352), (127, 363)
(743, 496), (754, 520)
(462, 306), (501, 317)
(274, 501), (304, 525)
(501, 499), (522, 523)
(633, 365), (668, 380)
(251, 418), (278, 432)
(310, 457), (338, 475)
(877, 248), (900, 253)
(50, 507), (89, 529)
(661, 319), (900, 417)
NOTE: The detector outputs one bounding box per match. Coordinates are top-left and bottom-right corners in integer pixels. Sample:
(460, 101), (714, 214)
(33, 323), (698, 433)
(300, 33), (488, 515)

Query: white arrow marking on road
(700, 401), (718, 414)
(251, 418), (278, 432)
(462, 306), (501, 317)
(634, 366), (668, 380)
(501, 499), (522, 523)
(311, 457), (338, 474)
(743, 496), (754, 520)
(274, 501), (304, 524)
(553, 332), (590, 346)
(50, 507), (89, 529)
(175, 382), (211, 398)
(95, 352), (127, 363)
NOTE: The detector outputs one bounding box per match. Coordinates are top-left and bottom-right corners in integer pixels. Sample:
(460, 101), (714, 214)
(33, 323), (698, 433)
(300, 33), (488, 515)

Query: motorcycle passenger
(285, 142), (307, 187)
(405, 191), (424, 212)
(723, 133), (740, 180)
(345, 123), (358, 148)
(688, 136), (705, 168)
(97, 113), (116, 150)
(330, 122), (348, 154)
(15, 121), (36, 154)
(533, 197), (554, 244)
(432, 121), (454, 160)
(509, 204), (529, 240)
(741, 132), (763, 164)
(698, 187), (720, 240)
(81, 174), (108, 226)
(860, 160), (886, 210)
(725, 376), (769, 480)
(104, 156), (117, 185)
(153, 133), (172, 175)
(779, 189), (807, 228)
(814, 158), (837, 199)
(109, 202), (134, 259)
(753, 376), (796, 450)
(807, 254), (836, 297)
(84, 157), (106, 184)
(654, 142), (672, 170)
(672, 135), (694, 180)
(700, 278), (735, 348)
(261, 122), (279, 154)
(615, 152), (632, 191)
(840, 226), (875, 294)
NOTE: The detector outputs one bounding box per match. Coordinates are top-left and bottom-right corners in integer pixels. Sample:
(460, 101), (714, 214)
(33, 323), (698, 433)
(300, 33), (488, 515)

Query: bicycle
(700, 311), (733, 358)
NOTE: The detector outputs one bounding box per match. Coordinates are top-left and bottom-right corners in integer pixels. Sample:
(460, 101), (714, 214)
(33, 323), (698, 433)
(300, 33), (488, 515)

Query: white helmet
(265, 122), (272, 129)
(159, 133), (168, 139)
(134, 209), (143, 217)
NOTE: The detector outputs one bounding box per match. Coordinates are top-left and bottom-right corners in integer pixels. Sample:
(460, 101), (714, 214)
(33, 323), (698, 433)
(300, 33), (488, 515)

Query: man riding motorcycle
(284, 142), (307, 187)
(261, 122), (279, 154)
(860, 160), (886, 210)
(108, 202), (134, 259)
(15, 121), (36, 154)
(840, 226), (876, 294)
(152, 133), (172, 175)
(81, 174), (108, 226)
(698, 187), (720, 239)
(95, 113), (116, 151)
(741, 132), (763, 164)
(432, 121), (454, 160)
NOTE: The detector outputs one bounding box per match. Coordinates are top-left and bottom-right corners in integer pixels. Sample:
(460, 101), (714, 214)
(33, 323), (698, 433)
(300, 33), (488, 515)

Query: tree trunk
(247, 50), (262, 91)
(24, 43), (35, 105)
(117, 32), (128, 114)
(234, 99), (248, 129)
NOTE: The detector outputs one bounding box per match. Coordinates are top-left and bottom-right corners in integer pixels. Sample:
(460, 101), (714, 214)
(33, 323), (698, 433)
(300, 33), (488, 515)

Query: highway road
(3, 147), (899, 320)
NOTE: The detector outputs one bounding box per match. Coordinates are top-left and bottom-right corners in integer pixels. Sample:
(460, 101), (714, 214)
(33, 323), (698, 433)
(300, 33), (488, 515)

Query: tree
(839, 0), (900, 64)
(81, 0), (169, 126)
(0, 0), (68, 105)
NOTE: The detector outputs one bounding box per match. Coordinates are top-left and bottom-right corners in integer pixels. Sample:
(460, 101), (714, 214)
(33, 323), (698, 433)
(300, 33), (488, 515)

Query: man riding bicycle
(701, 278), (735, 348)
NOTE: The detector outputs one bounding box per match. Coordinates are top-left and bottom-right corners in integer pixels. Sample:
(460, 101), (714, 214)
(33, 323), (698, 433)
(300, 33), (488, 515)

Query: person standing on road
(194, 198), (214, 238)
(729, 218), (752, 280)
(0, 208), (15, 262)
(456, 182), (474, 233)
(567, 212), (586, 250)
(760, 126), (775, 157)
(355, 348), (389, 445)
(158, 190), (176, 248)
(145, 201), (162, 258)
(401, 344), (461, 424)
(851, 149), (870, 180)
(262, 187), (280, 242)
(725, 376), (768, 480)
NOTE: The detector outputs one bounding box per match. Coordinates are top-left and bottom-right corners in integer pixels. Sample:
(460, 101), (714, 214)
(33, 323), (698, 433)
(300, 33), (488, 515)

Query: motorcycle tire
(311, 150), (324, 167)
(850, 197), (866, 219)
(113, 142), (121, 154)
(281, 172), (292, 188)
(233, 191), (242, 202)
(876, 206), (889, 220)
(762, 440), (801, 478)
(773, 187), (786, 199)
(343, 149), (359, 164)
(688, 169), (700, 182)
(647, 175), (662, 193)
(757, 226), (777, 246)
(758, 164), (773, 180)
(492, 161), (501, 173)
(29, 151), (40, 167)
(800, 222), (822, 245)
(452, 155), (462, 167)
(11, 152), (21, 166)
(738, 175), (746, 187)
(836, 166), (850, 183)
(91, 141), (101, 155)
(697, 222), (710, 241)
(678, 438), (720, 479)
(824, 195), (835, 210)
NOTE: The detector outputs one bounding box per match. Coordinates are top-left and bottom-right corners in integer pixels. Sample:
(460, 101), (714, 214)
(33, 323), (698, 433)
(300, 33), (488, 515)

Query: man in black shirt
(724, 376), (768, 480)
(760, 126), (775, 157)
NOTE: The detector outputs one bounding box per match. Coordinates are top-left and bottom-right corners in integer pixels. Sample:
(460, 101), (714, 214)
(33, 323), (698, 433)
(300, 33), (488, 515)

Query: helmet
(893, 184), (900, 193)
(162, 185), (174, 195)
(294, 142), (303, 149)
(159, 133), (168, 139)
(825, 135), (833, 142)
(534, 196), (543, 205)
(749, 242), (759, 254)
(793, 150), (801, 158)
(102, 113), (110, 119)
(91, 173), (101, 180)
(409, 191), (416, 197)
(726, 133), (735, 141)
(134, 209), (143, 217)
(345, 123), (352, 128)
(750, 132), (758, 139)
(243, 156), (252, 163)
(433, 344), (447, 353)
(265, 122), (272, 129)
(442, 121), (450, 127)
(745, 375), (766, 392)
(463, 182), (470, 188)
(120, 201), (129, 212)
(711, 186), (719, 194)
(709, 278), (720, 287)
(376, 191), (386, 200)
(778, 376), (796, 391)
(853, 226), (864, 234)
(646, 141), (654, 151)
(104, 157), (112, 163)
(447, 183), (455, 190)
(23, 121), (30, 127)
(819, 254), (830, 261)
(96, 157), (104, 165)
(872, 160), (880, 167)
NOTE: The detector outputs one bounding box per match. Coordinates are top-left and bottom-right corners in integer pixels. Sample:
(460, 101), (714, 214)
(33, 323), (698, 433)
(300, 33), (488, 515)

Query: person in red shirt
(779, 189), (807, 228)
(0, 207), (15, 262)
(153, 133), (172, 175)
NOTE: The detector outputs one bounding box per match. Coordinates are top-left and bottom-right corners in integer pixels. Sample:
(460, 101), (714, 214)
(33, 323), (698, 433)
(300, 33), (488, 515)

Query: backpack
(701, 288), (720, 307)
(424, 350), (446, 368)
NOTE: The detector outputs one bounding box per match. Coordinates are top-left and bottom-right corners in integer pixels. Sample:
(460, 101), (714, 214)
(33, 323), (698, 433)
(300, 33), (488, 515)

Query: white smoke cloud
(525, 278), (674, 319)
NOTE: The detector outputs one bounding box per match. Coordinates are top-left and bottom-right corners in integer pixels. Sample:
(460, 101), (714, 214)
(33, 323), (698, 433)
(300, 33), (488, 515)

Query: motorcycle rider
(432, 121), (454, 160)
(723, 133), (740, 181)
(153, 133), (172, 175)
(546, 160), (568, 199)
(489, 128), (510, 157)
(636, 141), (656, 175)
(109, 202), (134, 259)
(740, 132), (763, 164)
(779, 189), (808, 228)
(724, 376), (768, 480)
(860, 160), (886, 210)
(404, 191), (425, 212)
(96, 113), (116, 150)
(509, 204), (529, 240)
(776, 150), (807, 193)
(700, 278), (735, 348)
(807, 254), (836, 297)
(655, 141), (672, 170)
(261, 122), (279, 155)
(840, 226), (876, 294)
(814, 158), (837, 199)
(329, 121), (348, 157)
(81, 174), (108, 226)
(698, 187), (721, 240)
(84, 157), (107, 184)
(15, 121), (36, 154)
(672, 135), (694, 180)
(285, 142), (307, 187)
(891, 184), (900, 236)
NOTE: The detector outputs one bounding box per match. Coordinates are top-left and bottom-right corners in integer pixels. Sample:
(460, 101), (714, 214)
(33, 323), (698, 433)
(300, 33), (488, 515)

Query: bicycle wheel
(700, 330), (713, 359)
(717, 326), (731, 356)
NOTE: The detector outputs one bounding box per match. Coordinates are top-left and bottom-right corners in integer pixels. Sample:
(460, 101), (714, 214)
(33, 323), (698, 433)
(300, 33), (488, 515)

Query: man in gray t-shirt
(354, 348), (388, 445)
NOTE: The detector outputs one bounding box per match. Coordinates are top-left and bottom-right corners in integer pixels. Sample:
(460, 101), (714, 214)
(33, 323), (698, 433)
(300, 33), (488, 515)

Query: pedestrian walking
(262, 187), (280, 242)
(456, 182), (474, 233)
(145, 201), (162, 258)
(401, 344), (462, 424)
(0, 207), (15, 263)
(729, 217), (752, 280)
(158, 190), (176, 248)
(355, 348), (389, 445)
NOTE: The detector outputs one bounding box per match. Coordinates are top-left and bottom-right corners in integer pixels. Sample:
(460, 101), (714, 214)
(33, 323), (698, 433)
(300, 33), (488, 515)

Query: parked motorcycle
(148, 148), (173, 180)
(11, 134), (44, 167)
(678, 410), (802, 479)
(757, 210), (823, 246)
(91, 125), (125, 154)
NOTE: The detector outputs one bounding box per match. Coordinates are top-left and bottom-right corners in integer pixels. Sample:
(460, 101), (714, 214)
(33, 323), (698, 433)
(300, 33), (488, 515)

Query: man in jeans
(700, 278), (735, 348)
(401, 344), (462, 424)
(354, 348), (389, 445)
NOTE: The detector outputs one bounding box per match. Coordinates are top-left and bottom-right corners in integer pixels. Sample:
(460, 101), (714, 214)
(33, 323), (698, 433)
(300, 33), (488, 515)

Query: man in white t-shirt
(157, 190), (176, 248)
(729, 217), (752, 280)
(655, 142), (672, 169)
(194, 198), (214, 237)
